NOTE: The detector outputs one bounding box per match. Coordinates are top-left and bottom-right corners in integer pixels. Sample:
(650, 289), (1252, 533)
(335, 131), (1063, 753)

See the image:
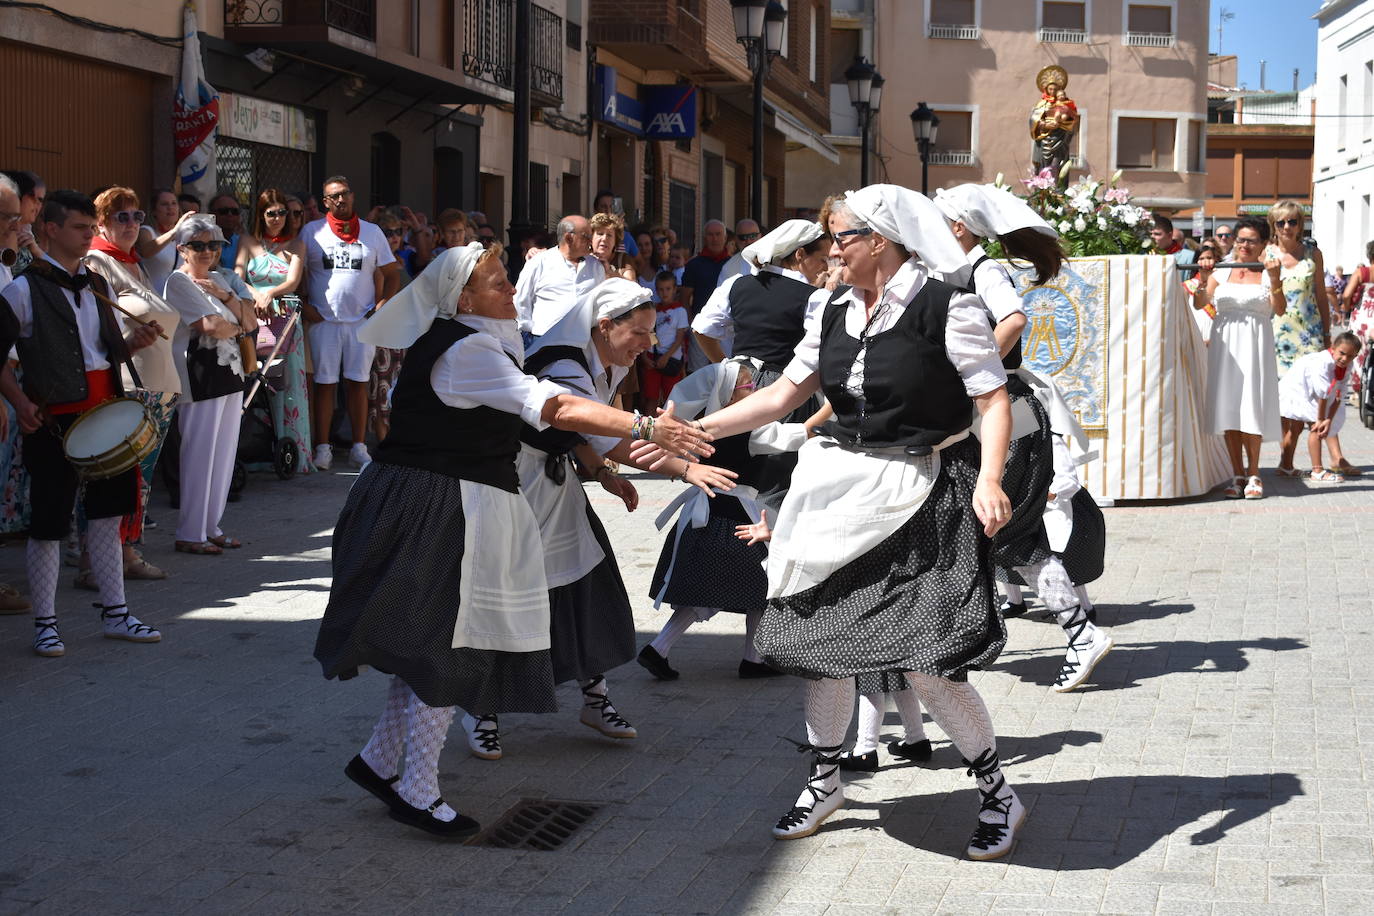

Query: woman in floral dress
(1268, 199), (1330, 378)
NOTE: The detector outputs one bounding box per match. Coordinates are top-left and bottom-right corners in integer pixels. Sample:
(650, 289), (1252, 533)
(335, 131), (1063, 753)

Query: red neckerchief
(326, 212), (360, 244)
(1160, 240), (1183, 256)
(656, 300), (681, 312)
(697, 248), (730, 264)
(90, 236), (139, 265)
(265, 234), (291, 245)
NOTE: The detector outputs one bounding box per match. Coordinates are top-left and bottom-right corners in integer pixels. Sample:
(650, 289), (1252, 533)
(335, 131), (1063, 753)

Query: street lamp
(844, 57), (884, 186)
(732, 0), (786, 226)
(910, 101), (940, 194)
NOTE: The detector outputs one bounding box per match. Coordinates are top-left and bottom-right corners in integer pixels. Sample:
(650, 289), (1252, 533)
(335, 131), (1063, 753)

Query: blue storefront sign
(642, 85), (697, 139)
(595, 65), (645, 136)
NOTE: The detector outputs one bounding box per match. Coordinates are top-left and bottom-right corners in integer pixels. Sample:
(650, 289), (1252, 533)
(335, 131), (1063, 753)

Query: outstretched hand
(650, 401), (714, 459)
(599, 471), (639, 511)
(735, 509), (771, 545)
(682, 462), (737, 495)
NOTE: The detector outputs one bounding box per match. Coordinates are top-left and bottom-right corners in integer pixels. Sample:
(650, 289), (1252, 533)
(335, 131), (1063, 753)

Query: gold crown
(1036, 65), (1069, 93)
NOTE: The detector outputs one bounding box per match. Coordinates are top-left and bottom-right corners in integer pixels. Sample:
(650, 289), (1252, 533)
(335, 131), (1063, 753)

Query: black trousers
(21, 414), (137, 541)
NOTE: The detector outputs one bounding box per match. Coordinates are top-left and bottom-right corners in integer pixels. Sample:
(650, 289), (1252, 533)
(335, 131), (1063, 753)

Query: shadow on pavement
(993, 636), (1306, 691)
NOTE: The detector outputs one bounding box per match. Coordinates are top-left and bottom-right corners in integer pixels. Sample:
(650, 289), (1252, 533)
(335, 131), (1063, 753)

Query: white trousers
(176, 393), (240, 543)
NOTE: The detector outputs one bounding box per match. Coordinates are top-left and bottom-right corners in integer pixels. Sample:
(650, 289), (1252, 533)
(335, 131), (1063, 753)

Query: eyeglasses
(1275, 218), (1301, 228)
(212, 206), (240, 216)
(322, 191), (351, 201)
(737, 232), (760, 242)
(182, 240), (227, 253)
(264, 208), (289, 219)
(0, 211), (21, 226)
(832, 227), (873, 248)
(111, 210), (146, 225)
(1234, 236), (1262, 246)
(381, 227), (403, 238)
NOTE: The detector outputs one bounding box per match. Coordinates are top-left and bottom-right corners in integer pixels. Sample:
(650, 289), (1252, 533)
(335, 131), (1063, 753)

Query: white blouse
(691, 264), (830, 341)
(430, 315), (567, 430)
(940, 244), (1026, 325)
(783, 257), (1007, 399)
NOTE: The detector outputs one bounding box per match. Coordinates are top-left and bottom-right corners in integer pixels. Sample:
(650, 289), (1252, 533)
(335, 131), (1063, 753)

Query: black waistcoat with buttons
(728, 271), (814, 372)
(12, 269), (130, 408)
(966, 254), (1023, 371)
(374, 318), (526, 492)
(819, 279), (972, 451)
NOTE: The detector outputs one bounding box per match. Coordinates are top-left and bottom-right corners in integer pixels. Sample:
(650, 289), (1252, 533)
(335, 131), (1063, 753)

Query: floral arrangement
(984, 166), (1154, 258)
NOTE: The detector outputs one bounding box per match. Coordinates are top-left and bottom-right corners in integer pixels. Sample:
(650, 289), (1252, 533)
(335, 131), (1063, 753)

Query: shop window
(1116, 117), (1175, 170)
(217, 137), (311, 207)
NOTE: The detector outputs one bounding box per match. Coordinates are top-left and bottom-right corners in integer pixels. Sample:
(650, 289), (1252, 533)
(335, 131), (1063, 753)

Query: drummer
(0, 190), (164, 658)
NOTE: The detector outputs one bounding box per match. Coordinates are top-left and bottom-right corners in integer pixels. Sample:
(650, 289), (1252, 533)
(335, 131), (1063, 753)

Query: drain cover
(472, 799), (602, 850)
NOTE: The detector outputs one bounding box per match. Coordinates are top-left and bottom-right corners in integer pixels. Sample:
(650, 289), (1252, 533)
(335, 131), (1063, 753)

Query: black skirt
(990, 374), (1056, 577)
(314, 462), (558, 713)
(547, 502), (638, 684)
(756, 437), (1005, 682)
(649, 494), (768, 612)
(1059, 488), (1106, 585)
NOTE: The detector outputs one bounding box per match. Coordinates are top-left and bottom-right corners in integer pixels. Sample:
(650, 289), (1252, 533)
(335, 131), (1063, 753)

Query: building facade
(1201, 82), (1316, 233)
(867, 0), (1208, 213)
(1312, 0), (1374, 272)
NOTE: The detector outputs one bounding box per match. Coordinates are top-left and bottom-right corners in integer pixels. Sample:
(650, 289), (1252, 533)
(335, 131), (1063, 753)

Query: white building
(1312, 0), (1374, 271)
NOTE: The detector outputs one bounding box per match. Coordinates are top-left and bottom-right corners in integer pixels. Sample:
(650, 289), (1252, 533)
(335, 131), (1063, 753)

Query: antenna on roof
(1217, 7), (1235, 54)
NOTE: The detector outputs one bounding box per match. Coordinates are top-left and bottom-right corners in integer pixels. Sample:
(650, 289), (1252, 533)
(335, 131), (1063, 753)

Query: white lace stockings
(26, 539), (60, 619)
(902, 673), (996, 763)
(361, 676), (410, 779)
(393, 689), (459, 823)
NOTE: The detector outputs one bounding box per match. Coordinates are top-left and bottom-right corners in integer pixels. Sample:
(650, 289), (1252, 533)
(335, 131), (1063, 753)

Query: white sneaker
(966, 780), (1026, 860)
(461, 713), (502, 760)
(1054, 624), (1113, 692)
(349, 443), (371, 468)
(313, 444), (334, 471)
(773, 747), (845, 840)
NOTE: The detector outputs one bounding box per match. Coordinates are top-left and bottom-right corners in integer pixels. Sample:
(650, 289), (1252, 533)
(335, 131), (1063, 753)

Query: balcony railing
(929, 150), (975, 166)
(462, 0), (562, 105)
(225, 0), (376, 41)
(1038, 26), (1086, 44)
(531, 3), (565, 105)
(1125, 31), (1175, 47)
(928, 23), (980, 40)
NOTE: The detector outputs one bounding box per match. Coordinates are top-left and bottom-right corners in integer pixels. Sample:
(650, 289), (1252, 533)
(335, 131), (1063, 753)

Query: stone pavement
(3, 422), (1374, 916)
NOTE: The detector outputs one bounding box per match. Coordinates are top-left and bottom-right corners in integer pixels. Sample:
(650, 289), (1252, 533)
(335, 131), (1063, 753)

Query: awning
(770, 106), (839, 164)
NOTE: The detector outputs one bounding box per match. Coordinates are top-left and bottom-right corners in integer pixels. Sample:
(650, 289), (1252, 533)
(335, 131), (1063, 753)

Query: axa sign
(642, 86), (697, 140)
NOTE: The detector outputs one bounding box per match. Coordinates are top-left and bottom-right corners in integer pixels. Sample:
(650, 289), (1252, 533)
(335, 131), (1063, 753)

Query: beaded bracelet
(630, 412), (656, 441)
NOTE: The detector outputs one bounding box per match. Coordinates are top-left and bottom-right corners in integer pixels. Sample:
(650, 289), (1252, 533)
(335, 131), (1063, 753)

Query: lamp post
(844, 57), (883, 187)
(910, 101), (940, 194)
(732, 0), (786, 226)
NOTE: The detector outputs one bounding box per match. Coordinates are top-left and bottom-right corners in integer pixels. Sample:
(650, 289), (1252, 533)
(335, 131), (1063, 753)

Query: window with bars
(669, 180), (696, 253)
(216, 137), (312, 207)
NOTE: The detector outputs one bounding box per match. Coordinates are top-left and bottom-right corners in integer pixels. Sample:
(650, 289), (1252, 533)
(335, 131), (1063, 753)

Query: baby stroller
(238, 294), (306, 480)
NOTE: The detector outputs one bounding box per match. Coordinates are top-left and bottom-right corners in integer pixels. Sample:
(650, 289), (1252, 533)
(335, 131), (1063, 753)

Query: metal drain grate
(471, 799), (602, 850)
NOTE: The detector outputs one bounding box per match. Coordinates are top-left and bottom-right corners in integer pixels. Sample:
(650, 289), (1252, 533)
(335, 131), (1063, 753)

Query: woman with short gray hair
(163, 214), (257, 555)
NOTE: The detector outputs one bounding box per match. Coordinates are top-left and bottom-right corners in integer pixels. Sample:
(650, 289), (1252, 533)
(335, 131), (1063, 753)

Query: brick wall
(706, 102), (786, 227)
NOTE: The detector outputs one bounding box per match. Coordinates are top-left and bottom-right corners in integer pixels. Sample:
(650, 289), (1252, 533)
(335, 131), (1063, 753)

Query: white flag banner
(173, 1), (219, 204)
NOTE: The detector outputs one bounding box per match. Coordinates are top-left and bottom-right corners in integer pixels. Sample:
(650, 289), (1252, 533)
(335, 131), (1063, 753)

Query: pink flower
(1104, 187), (1131, 204)
(1020, 167), (1056, 191)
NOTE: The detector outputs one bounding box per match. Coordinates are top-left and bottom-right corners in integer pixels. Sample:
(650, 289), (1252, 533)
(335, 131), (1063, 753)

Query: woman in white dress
(1193, 216), (1285, 498)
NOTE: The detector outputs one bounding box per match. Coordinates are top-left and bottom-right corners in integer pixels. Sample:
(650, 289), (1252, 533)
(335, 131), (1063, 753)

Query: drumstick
(24, 260), (170, 340)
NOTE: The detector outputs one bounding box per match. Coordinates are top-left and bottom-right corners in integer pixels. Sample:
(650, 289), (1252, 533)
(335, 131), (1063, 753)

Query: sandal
(208, 535), (242, 549)
(175, 540), (223, 555)
(1222, 476), (1244, 498)
(1275, 466), (1304, 478)
(124, 558), (168, 580)
(1243, 476), (1263, 499)
(1337, 462), (1364, 477)
(1310, 468), (1346, 483)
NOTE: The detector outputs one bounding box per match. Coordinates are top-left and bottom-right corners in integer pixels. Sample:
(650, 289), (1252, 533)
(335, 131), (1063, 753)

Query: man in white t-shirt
(303, 176), (399, 469)
(513, 215), (604, 336)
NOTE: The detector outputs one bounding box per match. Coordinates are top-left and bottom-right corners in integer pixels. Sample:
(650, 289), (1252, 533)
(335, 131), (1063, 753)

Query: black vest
(374, 319), (526, 492)
(519, 345), (592, 457)
(728, 271), (814, 371)
(966, 254), (1023, 371)
(819, 279), (972, 451)
(11, 268), (130, 408)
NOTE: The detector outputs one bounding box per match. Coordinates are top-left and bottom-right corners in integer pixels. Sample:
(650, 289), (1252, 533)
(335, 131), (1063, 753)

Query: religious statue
(1030, 65), (1079, 186)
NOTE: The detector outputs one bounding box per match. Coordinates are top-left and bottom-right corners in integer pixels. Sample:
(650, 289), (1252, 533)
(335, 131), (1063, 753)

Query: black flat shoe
(1000, 600), (1028, 618)
(888, 739), (933, 762)
(388, 797), (481, 840)
(739, 659), (783, 679)
(637, 645), (680, 681)
(344, 755), (400, 806)
(837, 750), (879, 772)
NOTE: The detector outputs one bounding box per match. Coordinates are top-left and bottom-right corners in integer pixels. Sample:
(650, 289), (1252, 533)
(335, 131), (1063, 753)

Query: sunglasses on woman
(288, 209), (303, 219)
(381, 227), (403, 238)
(113, 210), (146, 225)
(183, 240), (227, 253)
(1274, 218), (1301, 228)
(264, 208), (289, 219)
(832, 227), (873, 248)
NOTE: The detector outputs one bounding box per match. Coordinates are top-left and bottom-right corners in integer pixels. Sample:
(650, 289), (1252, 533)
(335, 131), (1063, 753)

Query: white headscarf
(359, 242), (486, 348)
(525, 276), (652, 359)
(666, 356), (764, 421)
(843, 184), (968, 276)
(933, 184), (1057, 241)
(742, 219), (824, 268)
